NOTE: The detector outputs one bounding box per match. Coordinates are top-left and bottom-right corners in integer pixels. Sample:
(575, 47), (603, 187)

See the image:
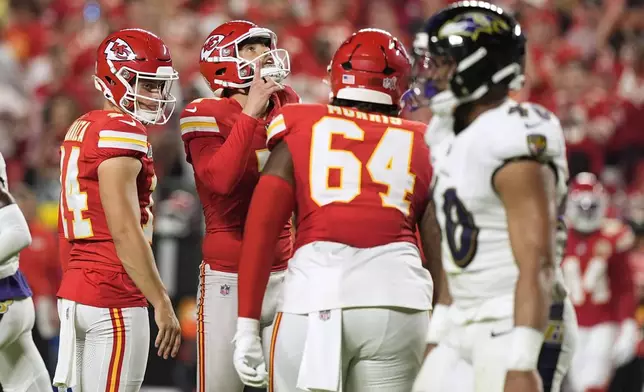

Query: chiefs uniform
(180, 88), (298, 392)
(261, 103), (434, 391)
(563, 219), (637, 391)
(55, 109), (155, 392)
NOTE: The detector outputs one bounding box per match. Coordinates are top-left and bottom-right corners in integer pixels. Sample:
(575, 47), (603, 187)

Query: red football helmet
(328, 28), (412, 107)
(94, 28), (178, 125)
(566, 172), (609, 233)
(199, 20), (290, 91)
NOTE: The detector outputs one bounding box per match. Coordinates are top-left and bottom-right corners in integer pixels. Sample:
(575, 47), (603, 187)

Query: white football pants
(567, 323), (617, 392)
(0, 297), (51, 392)
(270, 307), (429, 392)
(413, 299), (578, 392)
(54, 300), (150, 392)
(196, 263), (285, 392)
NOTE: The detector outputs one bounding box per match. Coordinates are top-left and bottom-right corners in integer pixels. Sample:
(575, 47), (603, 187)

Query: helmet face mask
(406, 48), (458, 115)
(405, 2), (526, 115)
(566, 173), (609, 233)
(116, 66), (177, 124)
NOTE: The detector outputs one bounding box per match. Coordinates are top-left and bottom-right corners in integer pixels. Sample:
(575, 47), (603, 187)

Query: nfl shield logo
(220, 284), (230, 296)
(319, 310), (331, 321)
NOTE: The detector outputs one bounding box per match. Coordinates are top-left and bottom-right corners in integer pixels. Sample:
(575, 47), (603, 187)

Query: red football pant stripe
(197, 262), (207, 392)
(268, 312), (283, 392)
(105, 308), (126, 392)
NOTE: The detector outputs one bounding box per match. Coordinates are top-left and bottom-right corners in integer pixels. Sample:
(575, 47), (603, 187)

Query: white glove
(612, 318), (640, 368)
(232, 317), (268, 388)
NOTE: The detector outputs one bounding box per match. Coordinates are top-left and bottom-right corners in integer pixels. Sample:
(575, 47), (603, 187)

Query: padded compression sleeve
(238, 174), (295, 320)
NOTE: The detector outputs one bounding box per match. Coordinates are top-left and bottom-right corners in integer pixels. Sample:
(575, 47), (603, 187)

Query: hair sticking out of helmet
(328, 28), (411, 113)
(94, 28), (178, 125)
(566, 172), (609, 233)
(199, 20), (290, 94)
(405, 1), (525, 116)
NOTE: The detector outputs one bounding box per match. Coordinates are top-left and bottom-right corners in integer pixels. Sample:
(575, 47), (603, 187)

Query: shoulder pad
(487, 101), (566, 164)
(601, 218), (624, 236)
(180, 97), (231, 141)
(266, 103), (323, 150)
(601, 219), (636, 253)
(276, 85), (301, 106)
(96, 115), (148, 156)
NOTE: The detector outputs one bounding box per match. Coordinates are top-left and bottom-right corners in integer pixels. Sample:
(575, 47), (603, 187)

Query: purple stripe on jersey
(0, 269), (32, 301)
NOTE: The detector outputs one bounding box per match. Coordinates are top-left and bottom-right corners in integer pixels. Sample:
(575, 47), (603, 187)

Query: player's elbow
(0, 204), (32, 254)
(199, 167), (237, 196)
(16, 228), (32, 251)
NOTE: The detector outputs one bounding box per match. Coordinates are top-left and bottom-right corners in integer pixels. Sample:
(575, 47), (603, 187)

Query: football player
(563, 173), (638, 392)
(0, 154), (51, 392)
(233, 28), (439, 391)
(406, 2), (578, 392)
(180, 20), (299, 392)
(53, 29), (181, 392)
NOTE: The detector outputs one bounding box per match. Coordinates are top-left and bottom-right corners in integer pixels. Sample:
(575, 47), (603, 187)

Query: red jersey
(562, 219), (636, 327)
(57, 110), (156, 308)
(180, 88), (299, 273)
(266, 104), (432, 250)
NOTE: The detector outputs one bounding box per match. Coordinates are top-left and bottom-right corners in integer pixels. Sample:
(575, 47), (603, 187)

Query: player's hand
(153, 299), (182, 359)
(242, 59), (284, 119)
(233, 317), (268, 388)
(503, 370), (543, 392)
(424, 343), (437, 357)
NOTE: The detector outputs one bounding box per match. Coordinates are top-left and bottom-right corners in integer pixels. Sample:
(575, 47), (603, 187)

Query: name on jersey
(327, 105), (403, 125)
(64, 120), (91, 143)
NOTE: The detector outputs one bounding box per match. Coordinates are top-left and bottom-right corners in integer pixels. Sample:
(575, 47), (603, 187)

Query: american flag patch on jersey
(342, 74), (355, 84)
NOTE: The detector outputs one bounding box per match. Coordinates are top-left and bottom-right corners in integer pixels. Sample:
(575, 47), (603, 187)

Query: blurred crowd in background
(0, 0), (643, 390)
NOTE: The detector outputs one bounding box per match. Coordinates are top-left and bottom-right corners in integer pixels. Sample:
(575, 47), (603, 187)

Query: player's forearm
(419, 201), (443, 298)
(113, 227), (170, 309)
(202, 114), (259, 195)
(435, 269), (452, 306)
(238, 175), (294, 319)
(514, 259), (553, 331)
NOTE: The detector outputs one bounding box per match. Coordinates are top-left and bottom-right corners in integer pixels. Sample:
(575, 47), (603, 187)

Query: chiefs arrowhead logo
(200, 34), (225, 61)
(104, 38), (136, 61)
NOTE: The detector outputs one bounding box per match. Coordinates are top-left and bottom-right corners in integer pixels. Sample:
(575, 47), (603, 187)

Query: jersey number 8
(309, 117), (416, 216)
(443, 188), (479, 268)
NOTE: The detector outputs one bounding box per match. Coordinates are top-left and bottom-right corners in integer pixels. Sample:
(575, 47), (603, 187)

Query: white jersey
(0, 152), (19, 277)
(428, 99), (569, 319)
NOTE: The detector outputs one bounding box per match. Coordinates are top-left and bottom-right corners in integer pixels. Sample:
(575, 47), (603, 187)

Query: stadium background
(0, 0), (643, 390)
